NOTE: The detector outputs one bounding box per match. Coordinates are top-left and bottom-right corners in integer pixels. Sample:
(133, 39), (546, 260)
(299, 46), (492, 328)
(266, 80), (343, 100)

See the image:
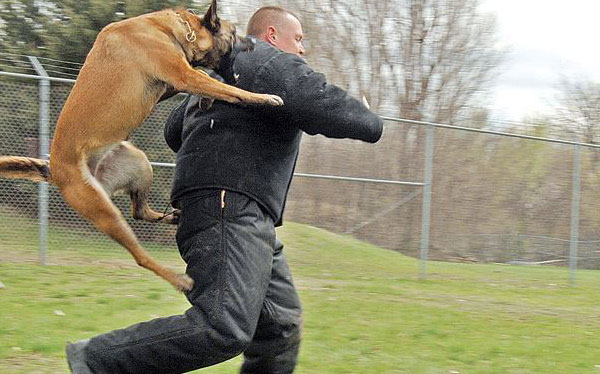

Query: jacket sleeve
(255, 54), (383, 143)
(164, 94), (191, 152)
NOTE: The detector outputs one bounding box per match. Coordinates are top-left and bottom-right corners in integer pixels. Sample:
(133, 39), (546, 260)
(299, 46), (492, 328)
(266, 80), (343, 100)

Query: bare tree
(555, 78), (600, 144)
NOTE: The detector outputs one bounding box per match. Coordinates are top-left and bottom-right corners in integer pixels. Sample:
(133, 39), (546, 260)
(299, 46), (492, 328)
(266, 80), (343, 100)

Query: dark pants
(83, 190), (302, 373)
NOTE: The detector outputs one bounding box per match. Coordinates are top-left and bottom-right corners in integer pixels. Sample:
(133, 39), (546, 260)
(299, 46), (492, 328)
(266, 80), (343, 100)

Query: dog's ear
(202, 0), (220, 33)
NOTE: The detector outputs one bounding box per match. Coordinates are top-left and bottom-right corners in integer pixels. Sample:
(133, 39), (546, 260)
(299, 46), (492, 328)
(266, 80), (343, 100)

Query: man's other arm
(164, 94), (191, 153)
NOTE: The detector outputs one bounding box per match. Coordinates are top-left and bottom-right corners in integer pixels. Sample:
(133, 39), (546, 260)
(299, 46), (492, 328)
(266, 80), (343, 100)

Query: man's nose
(299, 43), (306, 56)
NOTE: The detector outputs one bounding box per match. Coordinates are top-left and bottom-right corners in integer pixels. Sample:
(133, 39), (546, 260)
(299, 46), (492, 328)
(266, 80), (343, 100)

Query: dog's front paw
(175, 273), (194, 292)
(264, 94), (284, 106)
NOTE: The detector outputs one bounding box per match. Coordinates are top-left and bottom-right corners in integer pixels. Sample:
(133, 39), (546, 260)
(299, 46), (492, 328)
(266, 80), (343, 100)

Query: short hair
(246, 6), (298, 36)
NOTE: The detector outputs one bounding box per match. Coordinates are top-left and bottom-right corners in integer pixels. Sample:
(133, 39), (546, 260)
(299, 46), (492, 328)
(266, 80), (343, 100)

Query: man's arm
(256, 54), (383, 143)
(164, 94), (191, 152)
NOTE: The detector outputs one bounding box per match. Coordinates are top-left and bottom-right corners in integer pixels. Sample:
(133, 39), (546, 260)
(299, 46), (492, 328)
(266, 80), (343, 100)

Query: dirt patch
(1, 353), (66, 374)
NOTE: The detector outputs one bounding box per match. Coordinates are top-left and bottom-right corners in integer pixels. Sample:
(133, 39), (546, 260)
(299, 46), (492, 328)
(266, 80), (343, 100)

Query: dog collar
(177, 13), (197, 43)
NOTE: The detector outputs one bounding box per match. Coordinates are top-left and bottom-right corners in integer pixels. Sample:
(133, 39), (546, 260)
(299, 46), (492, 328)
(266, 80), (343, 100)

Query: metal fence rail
(1, 57), (599, 285)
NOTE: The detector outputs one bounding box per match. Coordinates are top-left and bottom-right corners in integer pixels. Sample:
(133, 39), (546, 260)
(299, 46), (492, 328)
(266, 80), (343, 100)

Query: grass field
(1, 219), (600, 373)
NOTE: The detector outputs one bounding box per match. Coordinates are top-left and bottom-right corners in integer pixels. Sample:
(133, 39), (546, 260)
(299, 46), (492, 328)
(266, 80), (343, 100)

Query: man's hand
(362, 95), (371, 110)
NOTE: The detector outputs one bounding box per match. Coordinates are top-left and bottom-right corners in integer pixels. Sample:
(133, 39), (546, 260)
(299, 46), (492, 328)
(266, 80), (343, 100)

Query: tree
(42, 0), (194, 63)
(554, 78), (600, 171)
(0, 0), (48, 56)
(0, 0), (196, 64)
(555, 78), (600, 144)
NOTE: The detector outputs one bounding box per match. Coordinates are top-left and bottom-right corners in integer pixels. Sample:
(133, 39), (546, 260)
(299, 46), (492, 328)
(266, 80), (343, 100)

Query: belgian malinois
(0, 0), (283, 292)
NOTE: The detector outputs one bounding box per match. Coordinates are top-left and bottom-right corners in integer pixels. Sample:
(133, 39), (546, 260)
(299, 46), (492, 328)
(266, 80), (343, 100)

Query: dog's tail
(0, 156), (51, 183)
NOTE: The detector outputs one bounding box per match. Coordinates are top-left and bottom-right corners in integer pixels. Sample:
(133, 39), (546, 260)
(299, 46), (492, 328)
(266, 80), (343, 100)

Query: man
(66, 6), (382, 373)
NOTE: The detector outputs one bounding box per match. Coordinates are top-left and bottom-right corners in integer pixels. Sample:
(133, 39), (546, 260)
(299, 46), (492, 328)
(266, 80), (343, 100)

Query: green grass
(1, 220), (600, 373)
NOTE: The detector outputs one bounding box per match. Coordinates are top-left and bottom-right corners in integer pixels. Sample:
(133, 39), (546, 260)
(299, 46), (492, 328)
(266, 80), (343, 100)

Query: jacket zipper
(216, 189), (227, 316)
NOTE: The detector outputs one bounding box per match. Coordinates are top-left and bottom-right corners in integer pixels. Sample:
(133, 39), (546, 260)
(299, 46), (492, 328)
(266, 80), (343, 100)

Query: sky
(480, 0), (600, 121)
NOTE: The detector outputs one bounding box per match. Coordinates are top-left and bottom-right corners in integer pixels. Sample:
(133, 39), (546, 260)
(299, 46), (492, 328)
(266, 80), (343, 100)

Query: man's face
(270, 14), (306, 56)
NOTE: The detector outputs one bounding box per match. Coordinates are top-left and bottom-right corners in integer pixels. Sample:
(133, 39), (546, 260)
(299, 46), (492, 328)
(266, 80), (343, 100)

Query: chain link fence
(1, 57), (600, 281)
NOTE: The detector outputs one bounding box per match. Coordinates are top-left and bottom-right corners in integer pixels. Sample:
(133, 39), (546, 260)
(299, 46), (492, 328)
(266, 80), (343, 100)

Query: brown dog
(0, 0), (283, 292)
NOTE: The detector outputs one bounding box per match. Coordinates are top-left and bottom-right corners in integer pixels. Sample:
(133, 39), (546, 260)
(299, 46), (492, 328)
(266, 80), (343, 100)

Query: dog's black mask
(214, 36), (256, 84)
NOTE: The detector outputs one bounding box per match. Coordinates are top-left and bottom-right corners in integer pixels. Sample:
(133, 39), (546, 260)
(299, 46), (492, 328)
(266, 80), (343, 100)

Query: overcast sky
(481, 0), (600, 121)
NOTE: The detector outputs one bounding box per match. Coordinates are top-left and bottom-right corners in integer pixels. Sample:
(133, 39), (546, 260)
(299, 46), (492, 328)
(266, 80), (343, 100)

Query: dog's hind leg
(93, 142), (179, 225)
(53, 161), (192, 291)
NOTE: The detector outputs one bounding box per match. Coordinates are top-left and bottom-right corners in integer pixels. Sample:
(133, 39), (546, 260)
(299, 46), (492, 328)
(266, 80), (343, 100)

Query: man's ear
(202, 0), (220, 33)
(266, 26), (277, 44)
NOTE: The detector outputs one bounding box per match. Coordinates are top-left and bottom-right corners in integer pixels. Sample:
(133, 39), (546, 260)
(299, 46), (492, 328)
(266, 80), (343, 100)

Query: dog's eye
(186, 9), (196, 15)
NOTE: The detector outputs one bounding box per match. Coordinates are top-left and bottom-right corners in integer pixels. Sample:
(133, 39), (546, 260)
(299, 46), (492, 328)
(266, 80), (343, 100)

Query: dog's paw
(175, 273), (194, 292)
(265, 94), (284, 106)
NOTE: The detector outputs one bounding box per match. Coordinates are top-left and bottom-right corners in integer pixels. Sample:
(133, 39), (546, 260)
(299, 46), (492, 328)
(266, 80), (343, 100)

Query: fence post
(28, 56), (50, 266)
(420, 124), (435, 279)
(569, 145), (581, 286)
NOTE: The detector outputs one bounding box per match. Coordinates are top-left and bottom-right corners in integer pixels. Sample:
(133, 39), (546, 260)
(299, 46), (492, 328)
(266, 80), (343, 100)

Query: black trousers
(83, 190), (302, 373)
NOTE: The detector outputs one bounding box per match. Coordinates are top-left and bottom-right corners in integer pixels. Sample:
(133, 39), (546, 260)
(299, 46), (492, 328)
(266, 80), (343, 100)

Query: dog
(0, 0), (283, 292)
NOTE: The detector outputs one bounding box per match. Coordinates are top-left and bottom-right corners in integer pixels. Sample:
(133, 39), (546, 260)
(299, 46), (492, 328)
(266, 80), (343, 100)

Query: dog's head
(179, 0), (253, 71)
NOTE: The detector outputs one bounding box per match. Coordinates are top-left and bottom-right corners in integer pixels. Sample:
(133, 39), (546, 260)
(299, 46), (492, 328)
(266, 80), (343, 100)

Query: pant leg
(241, 238), (303, 374)
(82, 190), (276, 374)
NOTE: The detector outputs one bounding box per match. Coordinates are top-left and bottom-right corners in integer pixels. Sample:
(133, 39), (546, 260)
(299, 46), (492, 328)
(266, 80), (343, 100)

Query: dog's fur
(0, 0), (283, 291)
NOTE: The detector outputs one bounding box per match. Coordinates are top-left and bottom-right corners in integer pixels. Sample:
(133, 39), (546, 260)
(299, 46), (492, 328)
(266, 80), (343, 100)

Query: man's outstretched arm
(257, 53), (384, 143)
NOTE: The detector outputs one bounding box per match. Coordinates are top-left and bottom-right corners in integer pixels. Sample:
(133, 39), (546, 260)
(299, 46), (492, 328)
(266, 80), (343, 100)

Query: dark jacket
(164, 40), (383, 225)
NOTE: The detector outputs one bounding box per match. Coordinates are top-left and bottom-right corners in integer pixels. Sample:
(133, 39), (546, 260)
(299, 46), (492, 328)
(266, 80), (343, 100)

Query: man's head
(246, 6), (305, 56)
